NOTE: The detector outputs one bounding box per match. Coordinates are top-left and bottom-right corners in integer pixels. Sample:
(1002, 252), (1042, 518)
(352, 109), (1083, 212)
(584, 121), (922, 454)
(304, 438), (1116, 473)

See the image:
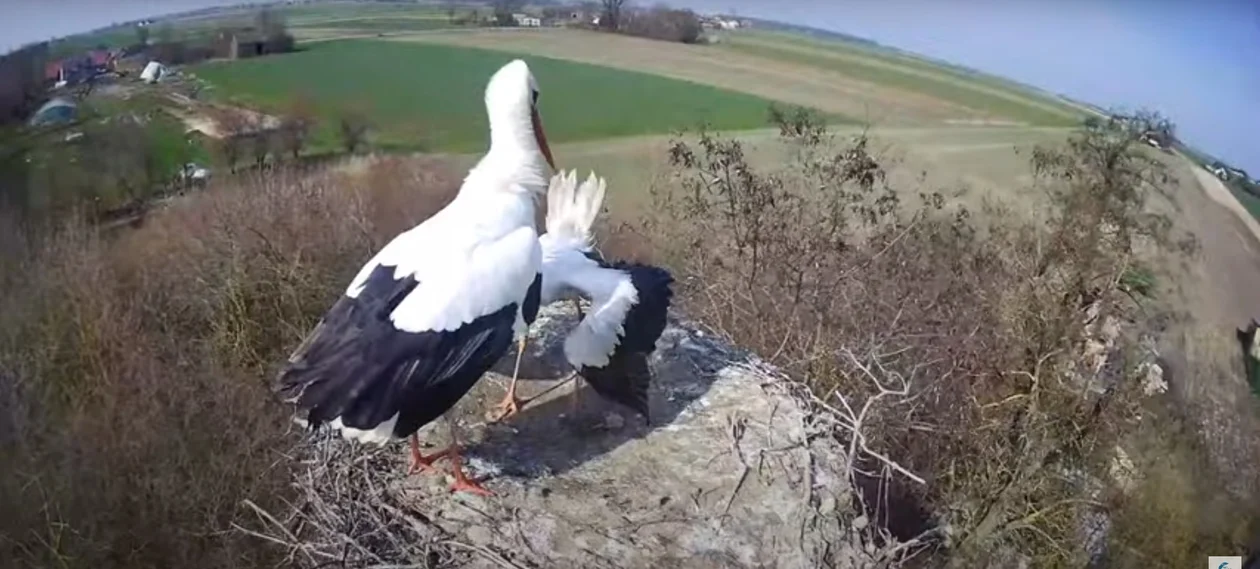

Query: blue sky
(677, 0), (1260, 172)
(4, 0), (1258, 172)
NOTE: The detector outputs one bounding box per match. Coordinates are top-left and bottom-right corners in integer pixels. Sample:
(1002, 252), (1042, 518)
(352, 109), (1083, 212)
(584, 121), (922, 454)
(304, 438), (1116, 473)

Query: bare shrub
(624, 6), (704, 44)
(491, 0), (524, 26)
(338, 106), (371, 154)
(279, 93), (318, 160)
(611, 106), (1237, 565)
(214, 110), (253, 173)
(0, 157), (462, 568)
(600, 0), (628, 30)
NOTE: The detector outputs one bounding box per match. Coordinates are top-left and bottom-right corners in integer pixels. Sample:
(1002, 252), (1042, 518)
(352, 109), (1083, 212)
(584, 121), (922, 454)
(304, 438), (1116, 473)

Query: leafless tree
(279, 94), (317, 160)
(601, 0), (628, 30)
(216, 111), (252, 173)
(492, 0), (523, 26)
(339, 108), (370, 154)
(624, 6), (702, 43)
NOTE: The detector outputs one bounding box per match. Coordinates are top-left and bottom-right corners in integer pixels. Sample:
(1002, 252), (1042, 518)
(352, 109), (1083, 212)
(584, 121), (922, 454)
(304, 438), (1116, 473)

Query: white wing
(388, 225), (541, 334)
(540, 242), (636, 368)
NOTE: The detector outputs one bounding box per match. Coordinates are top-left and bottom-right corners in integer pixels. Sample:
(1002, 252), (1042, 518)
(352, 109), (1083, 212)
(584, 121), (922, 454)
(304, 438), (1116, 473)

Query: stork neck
(488, 105), (540, 156)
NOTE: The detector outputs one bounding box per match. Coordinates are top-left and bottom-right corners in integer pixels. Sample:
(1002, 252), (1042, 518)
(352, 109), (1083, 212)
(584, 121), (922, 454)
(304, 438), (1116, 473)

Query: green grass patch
(1120, 263), (1157, 297)
(722, 34), (1081, 126)
(48, 27), (137, 56)
(193, 39), (797, 153)
(736, 31), (1076, 107)
(1, 107), (208, 215)
(281, 3), (447, 25)
(1229, 186), (1260, 221)
(297, 18), (456, 32)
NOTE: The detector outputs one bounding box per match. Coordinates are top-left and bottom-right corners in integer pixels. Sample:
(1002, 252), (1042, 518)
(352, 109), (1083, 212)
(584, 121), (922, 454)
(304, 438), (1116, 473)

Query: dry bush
(624, 6), (704, 44)
(611, 107), (1245, 565)
(339, 107), (372, 155)
(0, 156), (460, 568)
(214, 111), (253, 174)
(279, 94), (318, 161)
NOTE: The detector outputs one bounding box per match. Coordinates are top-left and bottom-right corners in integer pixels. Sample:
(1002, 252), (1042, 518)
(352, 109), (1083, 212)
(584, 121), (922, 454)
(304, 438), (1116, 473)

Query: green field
(279, 3), (448, 25)
(298, 17), (456, 32)
(194, 39), (798, 153)
(737, 30), (1072, 105)
(719, 34), (1081, 127)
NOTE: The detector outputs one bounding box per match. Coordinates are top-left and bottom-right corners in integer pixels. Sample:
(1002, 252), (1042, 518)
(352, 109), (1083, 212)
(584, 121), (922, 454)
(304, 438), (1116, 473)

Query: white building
(512, 13), (542, 27)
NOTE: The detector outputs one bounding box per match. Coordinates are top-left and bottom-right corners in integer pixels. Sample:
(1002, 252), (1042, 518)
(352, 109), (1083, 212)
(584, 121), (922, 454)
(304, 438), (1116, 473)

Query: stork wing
(278, 226), (542, 440)
(539, 247), (673, 419)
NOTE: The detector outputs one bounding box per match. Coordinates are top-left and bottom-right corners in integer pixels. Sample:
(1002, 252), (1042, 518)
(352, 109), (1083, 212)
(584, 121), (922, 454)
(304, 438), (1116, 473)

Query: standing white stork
(276, 59), (555, 497)
(491, 170), (675, 421)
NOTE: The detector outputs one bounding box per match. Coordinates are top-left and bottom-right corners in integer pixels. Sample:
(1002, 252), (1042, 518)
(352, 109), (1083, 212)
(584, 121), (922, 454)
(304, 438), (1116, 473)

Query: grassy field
(739, 31), (1075, 104)
(294, 17), (455, 32)
(401, 29), (1067, 126)
(279, 2), (448, 25)
(193, 39), (795, 153)
(1230, 186), (1260, 219)
(717, 32), (1082, 126)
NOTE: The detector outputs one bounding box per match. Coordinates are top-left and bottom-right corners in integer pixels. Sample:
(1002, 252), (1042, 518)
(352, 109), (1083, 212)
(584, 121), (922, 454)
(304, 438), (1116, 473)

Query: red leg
(570, 376), (582, 416)
(407, 434), (451, 475)
(447, 446), (494, 497)
(490, 336), (527, 422)
(444, 418), (493, 497)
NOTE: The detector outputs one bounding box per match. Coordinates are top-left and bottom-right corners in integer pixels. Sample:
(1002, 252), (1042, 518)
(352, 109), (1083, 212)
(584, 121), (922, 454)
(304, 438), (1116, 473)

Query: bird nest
(240, 309), (932, 568)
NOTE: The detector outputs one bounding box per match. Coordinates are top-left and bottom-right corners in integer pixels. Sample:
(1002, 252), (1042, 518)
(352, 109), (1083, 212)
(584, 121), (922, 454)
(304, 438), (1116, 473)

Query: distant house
(512, 13), (542, 27)
(1212, 162), (1251, 182)
(1139, 131), (1166, 150)
(214, 28), (294, 60)
(701, 16), (743, 30)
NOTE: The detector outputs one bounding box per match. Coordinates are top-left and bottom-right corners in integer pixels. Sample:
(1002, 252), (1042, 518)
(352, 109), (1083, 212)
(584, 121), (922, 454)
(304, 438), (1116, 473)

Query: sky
(4, 0), (1258, 172)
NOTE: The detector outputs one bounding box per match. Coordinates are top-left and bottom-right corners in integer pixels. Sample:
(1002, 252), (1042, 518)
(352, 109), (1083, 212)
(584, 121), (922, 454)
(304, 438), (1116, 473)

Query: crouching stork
(276, 59), (555, 496)
(491, 170), (674, 422)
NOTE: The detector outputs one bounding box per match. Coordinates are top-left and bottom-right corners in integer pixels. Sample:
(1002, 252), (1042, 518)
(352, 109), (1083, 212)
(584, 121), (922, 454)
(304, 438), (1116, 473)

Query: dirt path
(1174, 160), (1260, 328)
(1190, 164), (1260, 245)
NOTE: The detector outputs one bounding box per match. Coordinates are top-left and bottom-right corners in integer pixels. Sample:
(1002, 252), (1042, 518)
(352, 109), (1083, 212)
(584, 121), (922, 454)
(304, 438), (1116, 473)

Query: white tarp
(140, 61), (165, 83)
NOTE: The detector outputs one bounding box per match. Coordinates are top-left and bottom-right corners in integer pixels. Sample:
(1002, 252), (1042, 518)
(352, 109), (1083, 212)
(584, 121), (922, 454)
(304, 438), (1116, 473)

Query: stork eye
(531, 90), (539, 105)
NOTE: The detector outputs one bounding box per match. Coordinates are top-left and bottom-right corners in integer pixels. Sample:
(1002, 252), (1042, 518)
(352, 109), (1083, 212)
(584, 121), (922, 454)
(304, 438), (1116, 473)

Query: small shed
(140, 60), (166, 83)
(27, 98), (77, 127)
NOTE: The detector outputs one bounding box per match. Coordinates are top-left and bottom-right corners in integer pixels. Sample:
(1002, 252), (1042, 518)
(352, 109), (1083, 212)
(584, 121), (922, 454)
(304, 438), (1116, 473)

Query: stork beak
(531, 106), (555, 171)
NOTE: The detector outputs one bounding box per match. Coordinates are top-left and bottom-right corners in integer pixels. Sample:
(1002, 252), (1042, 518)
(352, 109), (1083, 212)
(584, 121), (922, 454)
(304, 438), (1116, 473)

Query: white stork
(492, 170), (675, 421)
(276, 59), (555, 497)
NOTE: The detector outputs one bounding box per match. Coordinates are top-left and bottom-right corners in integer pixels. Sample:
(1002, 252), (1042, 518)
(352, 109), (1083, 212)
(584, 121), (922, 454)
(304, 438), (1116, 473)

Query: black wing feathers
(276, 263), (517, 439)
(579, 261), (675, 419)
(522, 272), (543, 325)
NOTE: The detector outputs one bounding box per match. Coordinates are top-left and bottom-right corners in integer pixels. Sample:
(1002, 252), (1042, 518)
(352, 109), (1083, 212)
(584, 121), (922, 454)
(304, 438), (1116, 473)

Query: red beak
(531, 106), (555, 171)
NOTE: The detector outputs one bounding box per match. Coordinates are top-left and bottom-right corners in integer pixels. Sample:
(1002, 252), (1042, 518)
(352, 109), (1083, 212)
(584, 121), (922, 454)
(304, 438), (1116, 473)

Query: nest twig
(236, 429), (504, 568)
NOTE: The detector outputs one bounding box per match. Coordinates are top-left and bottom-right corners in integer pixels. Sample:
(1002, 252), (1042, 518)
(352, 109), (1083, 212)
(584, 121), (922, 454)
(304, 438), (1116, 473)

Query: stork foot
(446, 446), (494, 497)
(487, 393), (524, 422)
(407, 437), (452, 476)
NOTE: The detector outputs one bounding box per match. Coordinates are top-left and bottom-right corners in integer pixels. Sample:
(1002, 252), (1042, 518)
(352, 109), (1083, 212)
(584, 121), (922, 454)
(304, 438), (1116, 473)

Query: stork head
(484, 59), (556, 172)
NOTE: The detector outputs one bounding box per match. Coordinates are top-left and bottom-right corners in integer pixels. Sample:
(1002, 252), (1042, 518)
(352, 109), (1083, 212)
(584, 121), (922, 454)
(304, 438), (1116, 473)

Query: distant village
(0, 9), (298, 128)
(1, 1), (750, 129)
